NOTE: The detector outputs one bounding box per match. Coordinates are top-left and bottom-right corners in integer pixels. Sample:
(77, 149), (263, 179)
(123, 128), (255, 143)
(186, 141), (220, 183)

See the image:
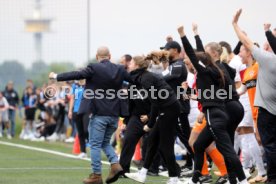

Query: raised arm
(264, 23), (276, 54)
(232, 9), (254, 51)
(233, 41), (242, 55)
(192, 23), (205, 52)
(178, 26), (206, 73)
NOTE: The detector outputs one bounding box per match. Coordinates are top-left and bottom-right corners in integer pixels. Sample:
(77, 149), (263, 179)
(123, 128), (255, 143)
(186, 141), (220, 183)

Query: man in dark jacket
(163, 41), (194, 171)
(49, 46), (131, 184)
(3, 81), (19, 138)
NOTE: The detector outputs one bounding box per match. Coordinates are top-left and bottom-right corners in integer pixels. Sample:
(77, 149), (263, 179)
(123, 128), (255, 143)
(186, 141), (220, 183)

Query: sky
(0, 0), (275, 68)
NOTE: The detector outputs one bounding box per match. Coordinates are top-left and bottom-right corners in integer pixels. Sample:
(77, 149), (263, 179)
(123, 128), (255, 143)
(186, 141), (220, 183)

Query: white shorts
(0, 110), (9, 122)
(188, 108), (200, 127)
(238, 109), (254, 127)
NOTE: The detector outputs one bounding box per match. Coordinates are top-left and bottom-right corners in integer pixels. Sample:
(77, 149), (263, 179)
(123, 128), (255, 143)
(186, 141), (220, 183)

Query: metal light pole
(25, 0), (53, 63)
(87, 0), (91, 62)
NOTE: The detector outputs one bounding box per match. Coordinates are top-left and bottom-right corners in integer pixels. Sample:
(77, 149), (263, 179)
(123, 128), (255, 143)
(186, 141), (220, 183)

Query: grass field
(0, 137), (168, 184)
(0, 115), (263, 184)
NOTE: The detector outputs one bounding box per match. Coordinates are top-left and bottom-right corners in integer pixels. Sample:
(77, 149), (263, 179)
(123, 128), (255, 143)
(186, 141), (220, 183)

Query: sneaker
(125, 170), (146, 183)
(31, 136), (45, 142)
(23, 133), (30, 140)
(77, 152), (87, 159)
(243, 168), (252, 180)
(0, 132), (3, 138)
(181, 171), (193, 178)
(199, 175), (212, 183)
(180, 165), (193, 177)
(147, 171), (158, 176)
(65, 137), (75, 143)
(248, 175), (267, 183)
(19, 130), (25, 139)
(46, 133), (58, 142)
(28, 133), (35, 140)
(167, 177), (183, 184)
(215, 175), (228, 184)
(59, 134), (66, 141)
(7, 134), (12, 139)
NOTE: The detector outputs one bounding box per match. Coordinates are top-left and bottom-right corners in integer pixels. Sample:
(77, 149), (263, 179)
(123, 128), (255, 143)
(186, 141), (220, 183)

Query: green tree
(0, 60), (26, 91)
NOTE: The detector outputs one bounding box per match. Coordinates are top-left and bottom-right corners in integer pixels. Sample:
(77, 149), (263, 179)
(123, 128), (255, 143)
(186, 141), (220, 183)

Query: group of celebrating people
(46, 9), (275, 184)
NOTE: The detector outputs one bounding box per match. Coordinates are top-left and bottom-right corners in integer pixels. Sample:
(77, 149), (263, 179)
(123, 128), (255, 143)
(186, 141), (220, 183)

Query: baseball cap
(160, 41), (181, 53)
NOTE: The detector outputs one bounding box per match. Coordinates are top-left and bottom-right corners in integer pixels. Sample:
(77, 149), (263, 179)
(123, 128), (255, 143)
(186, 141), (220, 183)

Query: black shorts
(25, 108), (36, 121)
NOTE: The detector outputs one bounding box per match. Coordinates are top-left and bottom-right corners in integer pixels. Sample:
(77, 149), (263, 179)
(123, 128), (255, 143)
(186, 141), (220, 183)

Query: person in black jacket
(194, 25), (246, 183)
(119, 83), (151, 174)
(49, 46), (131, 184)
(125, 56), (182, 184)
(196, 36), (245, 146)
(178, 26), (246, 184)
(3, 81), (19, 138)
(162, 41), (194, 171)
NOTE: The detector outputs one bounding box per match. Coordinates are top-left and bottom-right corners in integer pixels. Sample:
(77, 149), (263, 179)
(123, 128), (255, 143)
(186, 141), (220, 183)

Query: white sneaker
(23, 133), (30, 140)
(31, 137), (45, 142)
(46, 133), (58, 142)
(243, 168), (252, 179)
(125, 171), (147, 183)
(28, 133), (35, 140)
(65, 137), (75, 143)
(0, 132), (3, 138)
(19, 130), (25, 139)
(7, 134), (12, 139)
(59, 134), (66, 142)
(167, 177), (183, 184)
(77, 152), (87, 158)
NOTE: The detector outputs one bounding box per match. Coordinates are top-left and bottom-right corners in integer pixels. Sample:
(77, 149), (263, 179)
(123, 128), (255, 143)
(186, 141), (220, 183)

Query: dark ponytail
(195, 52), (225, 88)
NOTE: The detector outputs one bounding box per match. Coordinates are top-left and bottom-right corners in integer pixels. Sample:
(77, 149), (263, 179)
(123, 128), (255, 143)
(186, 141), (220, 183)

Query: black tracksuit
(216, 61), (244, 144)
(181, 35), (246, 184)
(130, 68), (180, 177)
(119, 84), (151, 173)
(196, 37), (245, 144)
(217, 61), (245, 183)
(163, 58), (194, 167)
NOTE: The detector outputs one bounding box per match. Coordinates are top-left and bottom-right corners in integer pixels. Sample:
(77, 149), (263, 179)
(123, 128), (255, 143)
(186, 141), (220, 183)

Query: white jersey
(229, 55), (253, 127)
(187, 72), (199, 127)
(228, 55), (250, 110)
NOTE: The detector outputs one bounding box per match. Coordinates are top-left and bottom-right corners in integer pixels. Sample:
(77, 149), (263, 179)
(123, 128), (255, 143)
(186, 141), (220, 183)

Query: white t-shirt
(0, 97), (9, 108)
(228, 55), (250, 110)
(252, 46), (276, 115)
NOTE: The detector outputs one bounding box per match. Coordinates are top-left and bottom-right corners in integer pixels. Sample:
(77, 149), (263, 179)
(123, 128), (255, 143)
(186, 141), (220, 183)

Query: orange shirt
(242, 62), (259, 120)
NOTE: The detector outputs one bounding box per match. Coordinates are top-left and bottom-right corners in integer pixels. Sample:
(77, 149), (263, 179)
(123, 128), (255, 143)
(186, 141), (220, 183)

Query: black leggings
(225, 100), (244, 144)
(119, 115), (161, 173)
(176, 113), (193, 167)
(193, 107), (245, 184)
(225, 100), (244, 183)
(73, 112), (89, 153)
(143, 102), (180, 177)
(257, 107), (276, 182)
(119, 115), (145, 173)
